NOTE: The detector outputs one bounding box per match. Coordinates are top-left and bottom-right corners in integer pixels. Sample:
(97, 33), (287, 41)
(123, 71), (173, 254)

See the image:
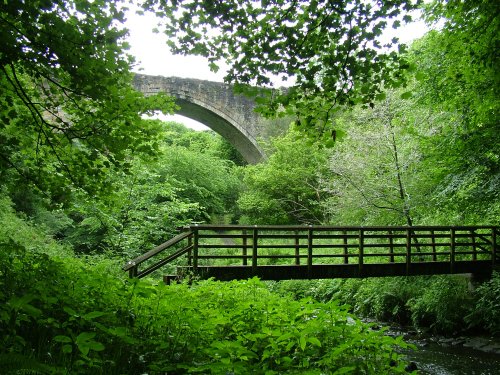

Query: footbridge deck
(123, 225), (498, 282)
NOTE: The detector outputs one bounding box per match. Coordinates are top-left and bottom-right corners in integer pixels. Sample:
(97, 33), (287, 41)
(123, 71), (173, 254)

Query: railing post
(358, 229), (364, 276)
(492, 228), (497, 266)
(295, 230), (300, 265)
(470, 230), (477, 261)
(450, 228), (456, 274)
(431, 230), (437, 261)
(307, 226), (313, 275)
(406, 228), (411, 275)
(343, 230), (349, 264)
(388, 230), (394, 263)
(252, 226), (258, 274)
(187, 235), (193, 266)
(242, 229), (248, 266)
(128, 264), (138, 278)
(193, 226), (199, 272)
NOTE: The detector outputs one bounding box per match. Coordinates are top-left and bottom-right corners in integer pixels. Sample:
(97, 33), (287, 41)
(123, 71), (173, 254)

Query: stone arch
(133, 74), (266, 164)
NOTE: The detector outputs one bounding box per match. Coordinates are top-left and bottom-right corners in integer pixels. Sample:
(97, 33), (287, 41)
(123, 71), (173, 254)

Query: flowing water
(388, 326), (500, 374)
(405, 342), (500, 375)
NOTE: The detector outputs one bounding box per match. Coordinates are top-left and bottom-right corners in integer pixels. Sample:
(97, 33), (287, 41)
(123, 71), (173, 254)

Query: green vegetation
(1, 201), (413, 373)
(269, 274), (500, 335)
(1, 0), (499, 373)
(238, 130), (329, 225)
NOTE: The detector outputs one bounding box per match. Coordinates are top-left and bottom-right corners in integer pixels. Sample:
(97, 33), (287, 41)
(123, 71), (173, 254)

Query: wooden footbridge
(123, 225), (498, 283)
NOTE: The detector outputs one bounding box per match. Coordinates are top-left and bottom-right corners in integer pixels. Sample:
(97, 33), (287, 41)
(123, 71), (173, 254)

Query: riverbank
(406, 335), (500, 374)
(382, 322), (500, 374)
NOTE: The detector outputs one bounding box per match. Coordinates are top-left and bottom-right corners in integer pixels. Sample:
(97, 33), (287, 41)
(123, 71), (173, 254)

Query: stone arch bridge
(133, 74), (286, 164)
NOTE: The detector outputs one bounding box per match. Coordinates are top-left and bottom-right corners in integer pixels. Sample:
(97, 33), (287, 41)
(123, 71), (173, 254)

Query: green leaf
(54, 335), (72, 343)
(400, 91), (413, 99)
(63, 306), (79, 317)
(76, 332), (96, 346)
(308, 337), (321, 347)
(415, 71), (426, 81)
(299, 335), (307, 351)
(83, 311), (106, 320)
(88, 341), (105, 351)
(209, 62), (219, 72)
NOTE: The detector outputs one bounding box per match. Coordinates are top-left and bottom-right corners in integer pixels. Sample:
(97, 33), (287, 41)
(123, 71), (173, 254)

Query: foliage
(55, 121), (242, 257)
(321, 14), (500, 225)
(0, 204), (413, 374)
(267, 279), (343, 303)
(143, 0), (422, 135)
(163, 122), (247, 166)
(159, 143), (241, 221)
(327, 278), (412, 326)
(238, 129), (330, 224)
(0, 0), (176, 214)
(269, 275), (495, 335)
(407, 276), (473, 332)
(323, 275), (499, 335)
(323, 91), (431, 226)
(466, 272), (500, 334)
(423, 0), (499, 73)
(406, 28), (500, 224)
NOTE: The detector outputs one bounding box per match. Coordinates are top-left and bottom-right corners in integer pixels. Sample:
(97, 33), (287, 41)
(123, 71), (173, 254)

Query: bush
(0, 200), (416, 373)
(331, 278), (416, 326)
(408, 276), (473, 333)
(0, 249), (414, 374)
(266, 279), (342, 302)
(467, 272), (500, 334)
(326, 276), (481, 334)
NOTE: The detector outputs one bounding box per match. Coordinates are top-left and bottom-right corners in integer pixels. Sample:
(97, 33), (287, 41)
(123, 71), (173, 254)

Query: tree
(406, 27), (500, 224)
(143, 0), (422, 136)
(324, 91), (427, 226)
(238, 129), (329, 224)
(323, 10), (500, 226)
(58, 121), (243, 255)
(0, 0), (175, 210)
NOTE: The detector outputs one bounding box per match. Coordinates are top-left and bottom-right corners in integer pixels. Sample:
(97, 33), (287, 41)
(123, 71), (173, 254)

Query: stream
(386, 325), (500, 374)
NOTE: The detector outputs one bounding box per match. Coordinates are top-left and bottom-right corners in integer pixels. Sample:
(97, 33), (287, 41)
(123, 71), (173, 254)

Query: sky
(124, 7), (429, 130)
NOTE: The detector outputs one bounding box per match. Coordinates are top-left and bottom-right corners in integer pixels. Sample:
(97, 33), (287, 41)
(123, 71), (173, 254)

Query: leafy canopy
(142, 0), (421, 134)
(0, 0), (175, 203)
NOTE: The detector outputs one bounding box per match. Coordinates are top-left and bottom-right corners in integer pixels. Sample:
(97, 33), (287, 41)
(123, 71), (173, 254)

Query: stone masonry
(133, 74), (273, 164)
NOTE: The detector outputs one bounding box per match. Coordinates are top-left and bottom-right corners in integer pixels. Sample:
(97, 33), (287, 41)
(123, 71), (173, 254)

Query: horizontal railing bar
(123, 231), (192, 271)
(196, 234), (493, 241)
(194, 251), (489, 259)
(186, 224), (498, 231)
(194, 251), (475, 258)
(136, 245), (193, 278)
(199, 234), (253, 239)
(198, 244), (253, 249)
(196, 243), (492, 250)
(198, 255), (251, 259)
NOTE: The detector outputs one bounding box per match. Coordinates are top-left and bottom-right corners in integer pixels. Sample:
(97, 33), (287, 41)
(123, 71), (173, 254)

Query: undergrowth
(270, 274), (500, 335)
(0, 199), (414, 374)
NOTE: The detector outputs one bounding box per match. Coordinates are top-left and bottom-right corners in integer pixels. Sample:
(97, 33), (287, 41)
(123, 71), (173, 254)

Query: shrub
(467, 272), (500, 334)
(0, 201), (415, 373)
(408, 276), (473, 333)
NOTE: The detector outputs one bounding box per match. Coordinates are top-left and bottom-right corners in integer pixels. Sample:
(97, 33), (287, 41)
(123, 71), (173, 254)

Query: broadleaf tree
(0, 0), (176, 211)
(141, 0), (422, 138)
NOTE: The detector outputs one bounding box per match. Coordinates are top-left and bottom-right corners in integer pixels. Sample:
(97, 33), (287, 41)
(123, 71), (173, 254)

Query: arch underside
(174, 98), (265, 164)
